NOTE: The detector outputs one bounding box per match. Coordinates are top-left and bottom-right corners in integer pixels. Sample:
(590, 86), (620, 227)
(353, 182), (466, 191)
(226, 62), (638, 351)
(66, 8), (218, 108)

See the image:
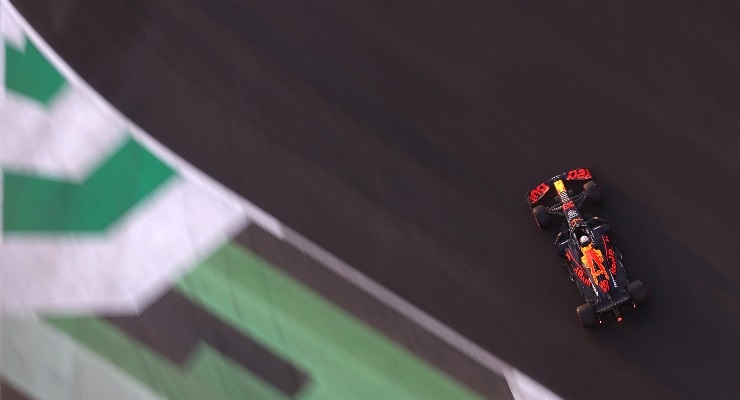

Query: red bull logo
(566, 250), (591, 287)
(607, 248), (617, 275)
(602, 236), (618, 275)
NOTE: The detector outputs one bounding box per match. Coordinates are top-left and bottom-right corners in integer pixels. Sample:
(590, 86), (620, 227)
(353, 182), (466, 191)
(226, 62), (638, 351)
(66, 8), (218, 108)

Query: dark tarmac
(15, 1), (740, 398)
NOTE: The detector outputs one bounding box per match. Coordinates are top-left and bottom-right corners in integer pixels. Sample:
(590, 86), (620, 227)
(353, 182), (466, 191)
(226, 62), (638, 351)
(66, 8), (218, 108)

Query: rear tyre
(532, 205), (550, 229)
(576, 303), (598, 328)
(628, 280), (649, 305)
(584, 181), (603, 204)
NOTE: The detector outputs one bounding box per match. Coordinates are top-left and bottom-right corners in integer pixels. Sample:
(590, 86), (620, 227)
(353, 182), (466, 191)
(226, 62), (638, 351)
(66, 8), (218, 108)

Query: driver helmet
(579, 235), (591, 246)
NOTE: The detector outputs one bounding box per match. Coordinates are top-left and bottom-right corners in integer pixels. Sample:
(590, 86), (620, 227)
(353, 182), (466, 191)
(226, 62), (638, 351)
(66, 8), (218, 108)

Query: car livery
(526, 167), (649, 327)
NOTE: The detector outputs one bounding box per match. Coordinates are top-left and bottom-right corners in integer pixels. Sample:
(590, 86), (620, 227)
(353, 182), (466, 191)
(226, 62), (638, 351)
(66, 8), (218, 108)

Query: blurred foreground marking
(106, 290), (309, 397)
(4, 38), (66, 105)
(3, 136), (175, 232)
(49, 242), (481, 400)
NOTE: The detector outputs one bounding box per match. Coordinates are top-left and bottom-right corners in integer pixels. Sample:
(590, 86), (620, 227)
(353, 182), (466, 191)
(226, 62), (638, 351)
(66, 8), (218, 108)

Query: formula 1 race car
(526, 167), (648, 327)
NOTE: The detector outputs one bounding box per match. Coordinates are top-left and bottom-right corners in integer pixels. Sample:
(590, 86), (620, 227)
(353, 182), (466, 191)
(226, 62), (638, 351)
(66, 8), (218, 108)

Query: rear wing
(525, 167), (593, 210)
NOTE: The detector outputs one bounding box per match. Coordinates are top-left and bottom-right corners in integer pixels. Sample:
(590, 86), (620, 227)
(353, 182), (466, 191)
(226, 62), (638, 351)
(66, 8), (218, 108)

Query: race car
(526, 167), (649, 327)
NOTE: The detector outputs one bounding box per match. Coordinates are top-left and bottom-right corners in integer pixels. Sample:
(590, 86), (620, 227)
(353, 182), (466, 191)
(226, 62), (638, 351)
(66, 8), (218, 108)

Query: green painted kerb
(3, 136), (176, 233)
(49, 243), (482, 400)
(4, 38), (66, 105)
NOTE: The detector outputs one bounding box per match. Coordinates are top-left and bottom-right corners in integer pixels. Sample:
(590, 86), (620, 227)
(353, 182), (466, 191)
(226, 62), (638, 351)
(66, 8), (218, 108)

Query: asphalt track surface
(15, 1), (740, 399)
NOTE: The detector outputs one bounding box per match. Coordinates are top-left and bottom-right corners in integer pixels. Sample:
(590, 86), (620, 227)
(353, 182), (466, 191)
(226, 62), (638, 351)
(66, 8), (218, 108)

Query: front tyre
(532, 205), (550, 229)
(628, 280), (649, 305)
(577, 303), (598, 328)
(584, 181), (603, 204)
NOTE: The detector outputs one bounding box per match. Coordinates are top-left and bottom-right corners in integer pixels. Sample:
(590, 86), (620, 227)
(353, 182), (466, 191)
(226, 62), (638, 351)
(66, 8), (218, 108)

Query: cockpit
(572, 224), (589, 242)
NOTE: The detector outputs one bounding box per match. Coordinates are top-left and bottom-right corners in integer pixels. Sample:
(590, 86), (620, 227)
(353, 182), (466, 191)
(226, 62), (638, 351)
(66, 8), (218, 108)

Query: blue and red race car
(526, 167), (649, 327)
